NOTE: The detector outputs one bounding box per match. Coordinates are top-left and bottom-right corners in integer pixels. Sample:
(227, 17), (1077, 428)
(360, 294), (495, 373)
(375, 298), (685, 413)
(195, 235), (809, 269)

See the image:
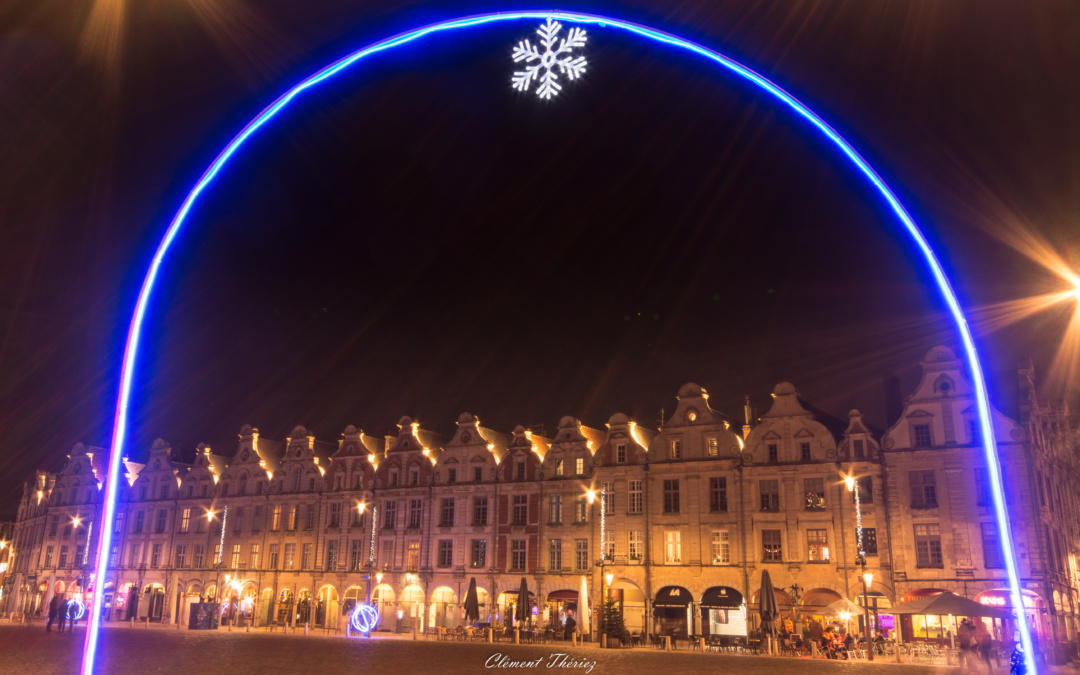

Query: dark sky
(1, 1), (1077, 518)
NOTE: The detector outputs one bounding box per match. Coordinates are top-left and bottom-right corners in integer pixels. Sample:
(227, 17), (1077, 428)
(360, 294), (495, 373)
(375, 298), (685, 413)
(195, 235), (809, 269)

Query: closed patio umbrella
(579, 575), (591, 637)
(516, 577), (530, 626)
(759, 570), (779, 654)
(463, 578), (480, 625)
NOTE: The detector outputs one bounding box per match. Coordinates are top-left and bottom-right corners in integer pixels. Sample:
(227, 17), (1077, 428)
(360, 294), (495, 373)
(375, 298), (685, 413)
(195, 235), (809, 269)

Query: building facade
(4, 346), (1079, 645)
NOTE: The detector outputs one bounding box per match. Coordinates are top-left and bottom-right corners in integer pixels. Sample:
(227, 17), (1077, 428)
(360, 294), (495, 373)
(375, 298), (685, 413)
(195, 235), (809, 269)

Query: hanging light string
(854, 480), (864, 559)
(369, 506), (377, 565)
(217, 506), (228, 565)
(83, 521), (93, 566)
(600, 485), (606, 559)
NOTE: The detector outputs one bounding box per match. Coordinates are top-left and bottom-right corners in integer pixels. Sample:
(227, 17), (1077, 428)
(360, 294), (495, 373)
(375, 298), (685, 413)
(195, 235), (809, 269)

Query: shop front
(653, 585), (693, 638)
(700, 586), (746, 638)
(974, 589), (1046, 641)
(545, 589), (578, 631)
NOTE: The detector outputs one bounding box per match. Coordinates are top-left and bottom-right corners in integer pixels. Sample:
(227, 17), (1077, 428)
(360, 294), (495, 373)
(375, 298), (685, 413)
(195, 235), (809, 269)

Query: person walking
(46, 593), (59, 632)
(976, 622), (994, 673)
(564, 611), (576, 641)
(57, 597), (69, 634)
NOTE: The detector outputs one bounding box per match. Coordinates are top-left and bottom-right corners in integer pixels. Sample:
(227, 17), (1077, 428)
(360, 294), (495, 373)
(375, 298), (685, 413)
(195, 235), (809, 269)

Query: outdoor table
(661, 635), (672, 651)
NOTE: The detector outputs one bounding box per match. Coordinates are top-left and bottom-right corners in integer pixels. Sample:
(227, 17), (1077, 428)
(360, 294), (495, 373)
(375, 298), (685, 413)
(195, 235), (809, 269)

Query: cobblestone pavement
(0, 624), (985, 675)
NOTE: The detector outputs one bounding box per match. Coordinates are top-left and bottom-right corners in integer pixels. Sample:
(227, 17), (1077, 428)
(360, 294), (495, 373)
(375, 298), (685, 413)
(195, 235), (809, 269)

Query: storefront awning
(547, 590), (578, 601)
(701, 586), (743, 610)
(654, 586), (692, 608)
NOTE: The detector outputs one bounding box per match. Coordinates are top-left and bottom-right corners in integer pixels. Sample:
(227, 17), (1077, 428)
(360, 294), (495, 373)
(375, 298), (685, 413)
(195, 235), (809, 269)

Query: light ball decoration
(350, 603), (378, 633)
(68, 599), (87, 621)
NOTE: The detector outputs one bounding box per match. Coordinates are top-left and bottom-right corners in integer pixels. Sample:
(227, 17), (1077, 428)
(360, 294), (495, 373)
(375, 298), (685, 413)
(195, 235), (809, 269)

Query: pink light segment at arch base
(81, 11), (1037, 674)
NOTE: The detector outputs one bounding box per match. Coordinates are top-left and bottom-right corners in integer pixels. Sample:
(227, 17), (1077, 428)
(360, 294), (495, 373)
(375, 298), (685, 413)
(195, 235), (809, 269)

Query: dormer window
(767, 444), (778, 464)
(853, 439), (865, 459)
(291, 469), (302, 492)
(912, 424), (933, 448)
(516, 461), (526, 480)
(474, 466), (484, 482)
(575, 458), (584, 475)
(707, 438), (718, 457)
(670, 440), (682, 460)
(390, 470), (399, 487)
(554, 460), (563, 477)
(445, 468), (454, 484)
(616, 443), (627, 464)
(799, 442), (811, 462)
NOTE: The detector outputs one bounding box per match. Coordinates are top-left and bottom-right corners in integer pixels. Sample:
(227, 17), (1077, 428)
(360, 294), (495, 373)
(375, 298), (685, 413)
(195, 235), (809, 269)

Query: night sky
(1, 1), (1077, 517)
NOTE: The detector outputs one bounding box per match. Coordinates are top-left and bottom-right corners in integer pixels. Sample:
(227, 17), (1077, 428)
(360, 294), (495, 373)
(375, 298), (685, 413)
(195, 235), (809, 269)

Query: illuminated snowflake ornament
(511, 18), (587, 99)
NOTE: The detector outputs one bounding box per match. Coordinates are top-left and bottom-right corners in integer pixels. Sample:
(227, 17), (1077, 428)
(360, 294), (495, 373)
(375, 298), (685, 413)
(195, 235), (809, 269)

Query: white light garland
(217, 506), (228, 565)
(83, 521), (93, 566)
(600, 485), (606, 559)
(369, 506), (377, 565)
(854, 480), (864, 559)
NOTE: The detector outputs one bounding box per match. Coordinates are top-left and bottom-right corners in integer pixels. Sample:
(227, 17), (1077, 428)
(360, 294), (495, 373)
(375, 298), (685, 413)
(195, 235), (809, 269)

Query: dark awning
(654, 586), (692, 608)
(547, 590), (578, 601)
(701, 587), (743, 610)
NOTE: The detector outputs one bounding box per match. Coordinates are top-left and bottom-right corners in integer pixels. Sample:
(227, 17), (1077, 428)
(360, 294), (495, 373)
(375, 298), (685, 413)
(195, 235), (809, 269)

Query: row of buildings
(3, 346), (1078, 645)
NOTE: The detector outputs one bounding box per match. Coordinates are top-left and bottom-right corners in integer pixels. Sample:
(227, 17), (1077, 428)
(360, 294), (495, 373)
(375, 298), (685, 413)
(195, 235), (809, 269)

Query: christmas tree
(602, 595), (626, 642)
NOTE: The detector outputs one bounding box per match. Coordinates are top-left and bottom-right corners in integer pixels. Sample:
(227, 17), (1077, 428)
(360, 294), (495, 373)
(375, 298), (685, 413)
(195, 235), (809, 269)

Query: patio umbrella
(579, 575), (591, 637)
(515, 577), (530, 625)
(889, 592), (1011, 619)
(759, 570), (779, 653)
(819, 598), (865, 616)
(463, 578), (480, 625)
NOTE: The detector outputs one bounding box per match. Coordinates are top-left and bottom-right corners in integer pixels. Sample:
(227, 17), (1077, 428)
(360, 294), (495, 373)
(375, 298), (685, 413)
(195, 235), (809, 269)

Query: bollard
(305, 622), (309, 636)
(572, 632), (577, 648)
(488, 627), (493, 643)
(129, 617), (134, 628)
(228, 623), (232, 632)
(413, 623), (418, 640)
(601, 634), (606, 649)
(347, 624), (351, 638)
(145, 617), (149, 628)
(515, 628), (520, 645)
(811, 642), (818, 658)
(699, 637), (705, 652)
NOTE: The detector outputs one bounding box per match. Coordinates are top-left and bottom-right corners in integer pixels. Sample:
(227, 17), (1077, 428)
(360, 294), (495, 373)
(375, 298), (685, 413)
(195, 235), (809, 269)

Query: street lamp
(847, 476), (873, 661)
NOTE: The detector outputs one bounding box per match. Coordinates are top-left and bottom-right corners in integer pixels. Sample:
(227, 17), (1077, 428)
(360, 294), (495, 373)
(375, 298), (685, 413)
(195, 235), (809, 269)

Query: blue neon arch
(83, 11), (1036, 673)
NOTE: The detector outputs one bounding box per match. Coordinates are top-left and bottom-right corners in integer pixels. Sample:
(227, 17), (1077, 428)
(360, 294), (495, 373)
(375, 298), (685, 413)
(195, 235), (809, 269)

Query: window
(974, 468), (992, 507)
(140, 486), (147, 501)
(767, 444), (778, 464)
(267, 544), (278, 570)
(762, 529), (783, 562)
(855, 476), (874, 504)
(912, 423), (933, 448)
(283, 544), (296, 570)
(349, 540), (364, 571)
(409, 499), (423, 528)
(329, 503), (342, 527)
(471, 539), (486, 568)
(663, 480), (680, 514)
(804, 477), (825, 511)
(271, 506), (282, 531)
(159, 484), (169, 499)
(628, 480), (643, 514)
(250, 544), (260, 570)
(711, 531), (730, 564)
(291, 469), (302, 492)
(807, 529), (829, 562)
(554, 460), (563, 477)
(853, 439), (865, 459)
(200, 485), (208, 498)
(474, 466), (484, 482)
(574, 495), (588, 523)
(982, 523), (1004, 568)
(628, 531), (643, 561)
(512, 495), (528, 525)
(221, 483), (229, 498)
(398, 540), (415, 570)
(446, 468), (455, 484)
(1037, 471), (1046, 506)
(383, 501), (397, 529)
(175, 544), (187, 569)
(664, 531), (681, 564)
(50, 515), (59, 536)
(800, 442), (811, 461)
(709, 477), (728, 512)
(326, 540), (340, 570)
(914, 524), (943, 567)
(308, 477), (316, 491)
(616, 443), (627, 463)
(516, 461), (526, 480)
(968, 419), (981, 446)
(301, 543), (313, 570)
(708, 438), (718, 457)
(602, 483), (614, 513)
(548, 494), (563, 525)
(511, 540), (527, 571)
(438, 540), (453, 567)
(194, 544), (205, 569)
(574, 539), (588, 570)
(304, 504), (315, 530)
(440, 498), (455, 527)
(134, 511), (145, 534)
(670, 440), (681, 460)
(473, 496), (489, 526)
(760, 480), (780, 512)
(233, 506), (244, 533)
(288, 505), (299, 531)
(44, 546), (53, 568)
(909, 471), (938, 508)
(230, 544), (241, 569)
(549, 539), (562, 570)
(380, 540), (394, 568)
(351, 507), (365, 528)
(390, 470), (398, 487)
(125, 544), (136, 568)
(179, 508), (190, 533)
(575, 457), (584, 475)
(862, 528), (878, 556)
(195, 513), (206, 533)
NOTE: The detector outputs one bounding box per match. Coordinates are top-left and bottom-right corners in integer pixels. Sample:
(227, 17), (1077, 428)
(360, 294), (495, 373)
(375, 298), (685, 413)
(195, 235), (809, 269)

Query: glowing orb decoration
(69, 599), (87, 622)
(350, 603), (379, 633)
(512, 18), (587, 99)
(81, 11), (1038, 675)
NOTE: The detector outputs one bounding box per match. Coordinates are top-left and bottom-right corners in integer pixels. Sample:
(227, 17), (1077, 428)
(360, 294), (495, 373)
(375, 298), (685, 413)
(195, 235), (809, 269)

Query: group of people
(799, 619), (886, 659)
(957, 618), (997, 673)
(45, 593), (80, 633)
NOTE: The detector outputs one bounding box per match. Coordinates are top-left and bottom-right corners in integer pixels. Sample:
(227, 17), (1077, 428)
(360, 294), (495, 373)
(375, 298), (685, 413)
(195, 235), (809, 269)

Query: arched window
(72, 482), (80, 504)
(292, 468), (302, 492)
(86, 488), (95, 503)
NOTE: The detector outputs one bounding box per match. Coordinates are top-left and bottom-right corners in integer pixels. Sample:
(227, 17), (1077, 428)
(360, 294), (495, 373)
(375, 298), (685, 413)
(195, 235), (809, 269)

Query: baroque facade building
(4, 347), (1079, 646)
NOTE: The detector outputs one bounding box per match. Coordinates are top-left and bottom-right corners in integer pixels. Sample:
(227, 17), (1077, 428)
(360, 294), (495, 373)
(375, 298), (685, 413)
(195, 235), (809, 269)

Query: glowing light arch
(82, 11), (1036, 674)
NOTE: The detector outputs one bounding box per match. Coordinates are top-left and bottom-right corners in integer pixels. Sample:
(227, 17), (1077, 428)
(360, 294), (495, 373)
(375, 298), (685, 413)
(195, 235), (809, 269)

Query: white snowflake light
(511, 18), (587, 99)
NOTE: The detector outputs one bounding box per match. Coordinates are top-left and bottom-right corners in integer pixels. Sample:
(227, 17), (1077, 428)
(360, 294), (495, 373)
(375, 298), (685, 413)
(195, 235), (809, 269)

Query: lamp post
(586, 488), (601, 645)
(846, 475), (873, 661)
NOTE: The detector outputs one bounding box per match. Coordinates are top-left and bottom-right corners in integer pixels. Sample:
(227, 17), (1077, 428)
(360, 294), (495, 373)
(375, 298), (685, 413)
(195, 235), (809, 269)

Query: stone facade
(4, 347), (1078, 644)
